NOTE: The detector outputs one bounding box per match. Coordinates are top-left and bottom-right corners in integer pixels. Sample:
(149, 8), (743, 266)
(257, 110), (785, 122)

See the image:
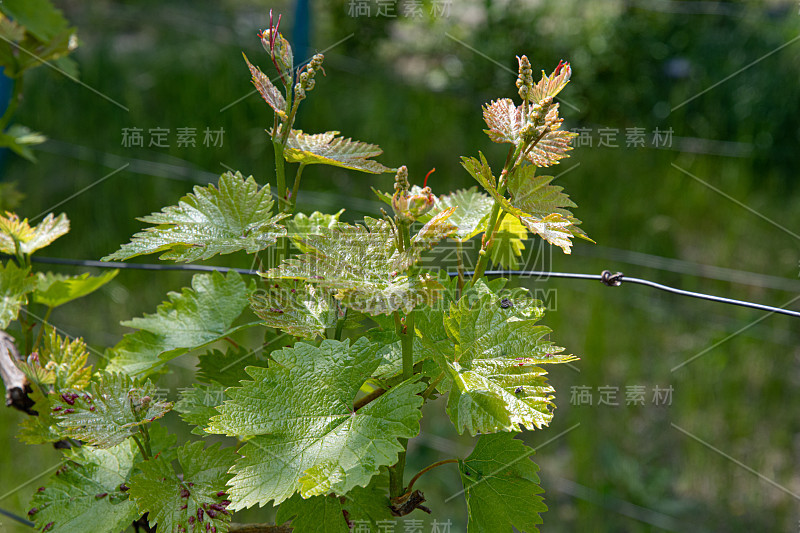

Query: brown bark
(0, 329), (34, 414)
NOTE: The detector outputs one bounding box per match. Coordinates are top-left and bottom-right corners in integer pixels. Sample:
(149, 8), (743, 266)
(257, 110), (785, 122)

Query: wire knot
(600, 270), (624, 287)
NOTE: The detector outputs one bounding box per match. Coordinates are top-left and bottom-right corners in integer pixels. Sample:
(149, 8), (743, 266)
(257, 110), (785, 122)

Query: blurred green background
(2, 0), (800, 531)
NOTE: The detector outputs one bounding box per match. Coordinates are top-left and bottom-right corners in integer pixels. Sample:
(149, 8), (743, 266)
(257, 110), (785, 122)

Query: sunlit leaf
(105, 271), (257, 377)
(287, 209), (345, 253)
(482, 99), (576, 167)
(250, 280), (340, 339)
(208, 338), (424, 508)
(488, 216), (528, 270)
(507, 164), (577, 218)
(0, 212), (69, 256)
(244, 53), (287, 117)
(264, 217), (444, 315)
(33, 270), (118, 309)
(52, 372), (172, 448)
(17, 326), (92, 391)
(281, 129), (392, 174)
(0, 260), (36, 328)
(423, 289), (577, 435)
(432, 187), (493, 242)
(411, 208), (458, 251)
(483, 98), (523, 145)
(462, 154), (590, 253)
(103, 171), (288, 262)
(528, 62), (572, 104)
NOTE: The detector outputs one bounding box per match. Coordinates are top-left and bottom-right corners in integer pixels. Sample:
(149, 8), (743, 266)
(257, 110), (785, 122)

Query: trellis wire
(5, 254), (798, 320)
(466, 270), (800, 319)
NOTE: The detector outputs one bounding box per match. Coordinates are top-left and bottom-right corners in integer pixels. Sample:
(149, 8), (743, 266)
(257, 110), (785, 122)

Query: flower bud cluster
(295, 53), (325, 101)
(391, 166), (435, 223)
(516, 55), (533, 102)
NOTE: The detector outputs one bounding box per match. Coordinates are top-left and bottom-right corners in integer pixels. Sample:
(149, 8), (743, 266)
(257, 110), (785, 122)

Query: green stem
(456, 240), (465, 294)
(471, 146), (517, 284)
(272, 141), (287, 211)
(389, 218), (416, 498)
(32, 307), (53, 352)
(389, 325), (416, 497)
(288, 163), (306, 213)
(401, 314), (414, 381)
(140, 424), (153, 458)
(471, 202), (502, 283)
(280, 100), (300, 146)
(132, 434), (150, 460)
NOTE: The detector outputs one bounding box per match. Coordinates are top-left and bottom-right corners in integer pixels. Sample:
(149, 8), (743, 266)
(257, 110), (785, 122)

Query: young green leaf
(264, 217), (444, 315)
(482, 98), (576, 167)
(432, 187), (493, 242)
(103, 171), (288, 262)
(0, 0), (73, 43)
(208, 338), (424, 508)
(459, 432), (546, 532)
(243, 52), (287, 117)
(105, 271), (257, 377)
(425, 290), (577, 435)
(33, 270), (118, 309)
(0, 212), (69, 256)
(488, 216), (528, 270)
(281, 129), (392, 174)
(17, 387), (63, 444)
(287, 209), (345, 252)
(507, 164), (578, 218)
(250, 281), (340, 339)
(29, 440), (140, 533)
(52, 372), (172, 448)
(528, 63), (572, 104)
(0, 124), (47, 162)
(128, 441), (236, 533)
(462, 154), (589, 254)
(17, 326), (92, 390)
(0, 260), (36, 328)
(373, 185), (491, 243)
(411, 208), (458, 251)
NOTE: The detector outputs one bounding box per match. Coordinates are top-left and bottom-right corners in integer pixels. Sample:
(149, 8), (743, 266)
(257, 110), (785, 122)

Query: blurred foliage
(1, 0), (799, 532)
